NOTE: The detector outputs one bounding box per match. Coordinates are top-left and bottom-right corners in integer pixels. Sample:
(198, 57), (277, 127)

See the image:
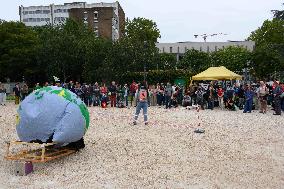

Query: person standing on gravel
(273, 80), (283, 115)
(243, 85), (254, 113)
(133, 85), (149, 125)
(164, 82), (173, 109)
(0, 82), (4, 105)
(257, 81), (268, 113)
(13, 83), (21, 105)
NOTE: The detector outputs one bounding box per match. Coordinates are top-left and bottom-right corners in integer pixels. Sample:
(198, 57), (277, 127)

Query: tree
(248, 19), (284, 79)
(125, 17), (161, 45)
(158, 53), (177, 70)
(124, 17), (161, 76)
(35, 19), (95, 82)
(178, 49), (211, 74)
(272, 3), (284, 20)
(211, 46), (252, 73)
(0, 20), (39, 82)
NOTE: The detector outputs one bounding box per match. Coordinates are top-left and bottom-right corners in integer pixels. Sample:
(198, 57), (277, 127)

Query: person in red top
(130, 81), (137, 107)
(100, 83), (108, 107)
(217, 86), (224, 109)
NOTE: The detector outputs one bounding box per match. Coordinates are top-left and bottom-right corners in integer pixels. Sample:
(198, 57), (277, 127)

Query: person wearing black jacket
(13, 83), (21, 105)
(109, 81), (117, 107)
(92, 82), (100, 106)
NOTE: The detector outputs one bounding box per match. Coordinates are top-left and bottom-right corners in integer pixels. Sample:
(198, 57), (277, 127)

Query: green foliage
(35, 19), (96, 82)
(125, 17), (161, 46)
(0, 20), (39, 81)
(158, 53), (177, 70)
(121, 70), (192, 85)
(178, 49), (211, 74)
(248, 19), (284, 79)
(211, 46), (252, 73)
(272, 3), (284, 20)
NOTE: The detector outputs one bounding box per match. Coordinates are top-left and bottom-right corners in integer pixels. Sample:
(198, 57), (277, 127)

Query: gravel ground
(0, 102), (284, 189)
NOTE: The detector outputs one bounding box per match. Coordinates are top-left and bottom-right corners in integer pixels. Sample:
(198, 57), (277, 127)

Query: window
(45, 18), (50, 22)
(177, 47), (180, 53)
(94, 21), (98, 29)
(41, 18), (45, 21)
(63, 9), (68, 13)
(170, 47), (173, 53)
(215, 46), (217, 51)
(28, 11), (34, 14)
(23, 18), (28, 22)
(200, 47), (202, 51)
(35, 10), (42, 14)
(95, 30), (99, 37)
(55, 9), (63, 13)
(207, 46), (210, 53)
(28, 18), (33, 22)
(36, 18), (41, 22)
(163, 47), (165, 53)
(94, 11), (98, 19)
(43, 10), (50, 14)
(23, 11), (29, 15)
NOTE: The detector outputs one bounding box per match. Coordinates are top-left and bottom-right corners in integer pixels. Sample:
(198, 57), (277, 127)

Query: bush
(119, 69), (192, 85)
(6, 95), (15, 101)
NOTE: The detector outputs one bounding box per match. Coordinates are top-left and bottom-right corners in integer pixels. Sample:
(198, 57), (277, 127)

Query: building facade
(156, 41), (255, 61)
(69, 4), (125, 40)
(19, 1), (125, 41)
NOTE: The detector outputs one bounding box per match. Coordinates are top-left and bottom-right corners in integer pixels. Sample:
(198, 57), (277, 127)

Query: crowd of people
(0, 80), (284, 116)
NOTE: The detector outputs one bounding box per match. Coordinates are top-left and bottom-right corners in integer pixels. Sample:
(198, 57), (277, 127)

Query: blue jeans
(93, 95), (100, 106)
(134, 101), (148, 122)
(165, 96), (171, 109)
(243, 99), (253, 113)
(125, 95), (128, 107)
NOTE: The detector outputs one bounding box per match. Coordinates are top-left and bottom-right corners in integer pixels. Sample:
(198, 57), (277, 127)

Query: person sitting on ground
(171, 87), (179, 108)
(227, 97), (237, 111)
(182, 92), (191, 107)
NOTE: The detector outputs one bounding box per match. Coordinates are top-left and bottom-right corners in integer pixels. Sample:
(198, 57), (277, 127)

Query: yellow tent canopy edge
(191, 66), (242, 81)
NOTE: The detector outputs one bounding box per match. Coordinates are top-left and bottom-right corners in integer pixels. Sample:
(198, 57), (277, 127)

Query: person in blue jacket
(243, 85), (254, 113)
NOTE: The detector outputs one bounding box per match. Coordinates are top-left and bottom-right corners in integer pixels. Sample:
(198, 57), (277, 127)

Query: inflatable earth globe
(16, 86), (90, 145)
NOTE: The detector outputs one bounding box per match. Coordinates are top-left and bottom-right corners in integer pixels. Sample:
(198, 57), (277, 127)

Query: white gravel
(0, 102), (284, 189)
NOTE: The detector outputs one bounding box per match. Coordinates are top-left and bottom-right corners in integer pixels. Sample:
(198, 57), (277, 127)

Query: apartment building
(19, 1), (125, 40)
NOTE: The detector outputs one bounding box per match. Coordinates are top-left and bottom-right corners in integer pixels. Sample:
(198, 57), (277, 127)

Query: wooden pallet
(4, 141), (76, 163)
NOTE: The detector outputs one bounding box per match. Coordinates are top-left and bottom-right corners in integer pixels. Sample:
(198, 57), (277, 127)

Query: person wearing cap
(273, 80), (283, 115)
(133, 85), (149, 125)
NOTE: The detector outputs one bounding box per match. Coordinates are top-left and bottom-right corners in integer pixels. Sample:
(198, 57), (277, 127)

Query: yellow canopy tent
(191, 66), (242, 81)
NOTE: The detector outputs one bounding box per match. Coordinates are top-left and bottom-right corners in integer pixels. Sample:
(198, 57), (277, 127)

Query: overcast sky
(0, 0), (282, 42)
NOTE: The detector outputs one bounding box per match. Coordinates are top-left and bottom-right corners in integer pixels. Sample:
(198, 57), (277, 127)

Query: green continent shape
(33, 87), (90, 130)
